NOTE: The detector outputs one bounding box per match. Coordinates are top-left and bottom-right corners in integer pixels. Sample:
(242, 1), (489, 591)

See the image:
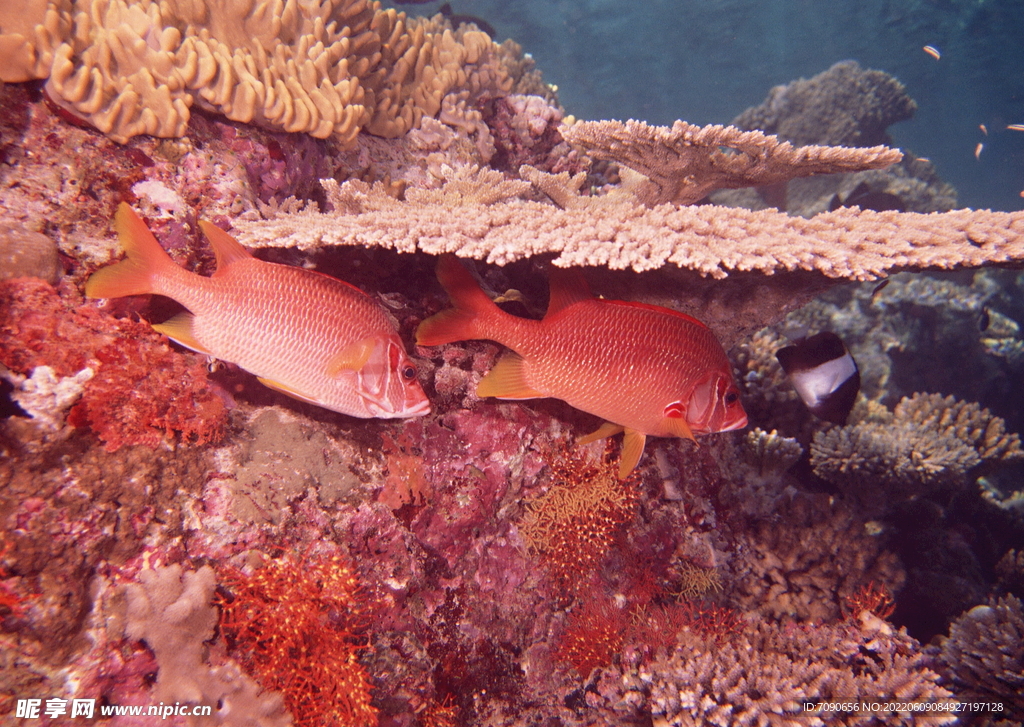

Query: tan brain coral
(2, 0), (508, 144)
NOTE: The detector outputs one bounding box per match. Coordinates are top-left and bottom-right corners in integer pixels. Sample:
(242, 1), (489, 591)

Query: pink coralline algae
(0, 277), (227, 450)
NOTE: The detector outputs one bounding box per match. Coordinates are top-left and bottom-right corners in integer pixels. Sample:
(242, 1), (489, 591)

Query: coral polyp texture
(1, 0), (510, 144)
(234, 160), (1024, 282)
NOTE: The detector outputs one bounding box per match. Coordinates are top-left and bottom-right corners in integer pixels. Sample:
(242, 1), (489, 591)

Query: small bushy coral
(518, 445), (639, 592)
(938, 594), (1024, 719)
(216, 551), (377, 727)
(811, 392), (1023, 513)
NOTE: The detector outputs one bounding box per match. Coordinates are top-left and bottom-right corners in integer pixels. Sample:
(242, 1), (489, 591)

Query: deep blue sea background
(391, 0), (1024, 212)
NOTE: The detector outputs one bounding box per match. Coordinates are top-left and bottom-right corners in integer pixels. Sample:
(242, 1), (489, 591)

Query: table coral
(561, 118), (902, 206)
(235, 161), (1024, 282)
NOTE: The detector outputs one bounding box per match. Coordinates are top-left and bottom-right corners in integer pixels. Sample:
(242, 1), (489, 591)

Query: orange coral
(842, 581), (896, 620)
(554, 595), (629, 678)
(216, 552), (377, 727)
(518, 445), (640, 591)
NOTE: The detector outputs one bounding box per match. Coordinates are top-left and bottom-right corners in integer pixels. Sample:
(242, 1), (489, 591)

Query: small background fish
(417, 256), (747, 476)
(86, 204), (429, 419)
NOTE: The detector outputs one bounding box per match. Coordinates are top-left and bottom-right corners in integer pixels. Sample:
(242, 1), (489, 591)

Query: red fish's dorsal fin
(545, 266), (593, 319)
(199, 220), (253, 275)
(85, 203), (178, 299)
(603, 299), (708, 329)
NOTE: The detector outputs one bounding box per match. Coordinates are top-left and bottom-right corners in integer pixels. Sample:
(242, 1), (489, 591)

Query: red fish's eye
(725, 391), (739, 405)
(402, 365), (416, 381)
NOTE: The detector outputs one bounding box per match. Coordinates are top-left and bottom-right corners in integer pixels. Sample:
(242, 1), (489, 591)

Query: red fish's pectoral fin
(199, 220), (253, 275)
(151, 312), (212, 355)
(326, 337), (377, 376)
(578, 421), (625, 445)
(477, 353), (544, 399)
(619, 429), (647, 478)
(256, 377), (321, 406)
(660, 414), (697, 442)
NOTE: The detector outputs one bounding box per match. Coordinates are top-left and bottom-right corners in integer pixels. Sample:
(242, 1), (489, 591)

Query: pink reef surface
(1, 69), (1022, 727)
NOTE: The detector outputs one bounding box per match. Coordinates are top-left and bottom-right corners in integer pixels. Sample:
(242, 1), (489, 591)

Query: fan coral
(2, 0), (511, 145)
(554, 594), (629, 678)
(938, 594), (1024, 719)
(216, 551), (377, 727)
(811, 392), (1023, 512)
(518, 445), (639, 592)
(561, 118), (902, 206)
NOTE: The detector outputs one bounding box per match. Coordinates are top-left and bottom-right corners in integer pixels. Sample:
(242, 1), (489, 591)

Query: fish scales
(86, 204), (429, 419)
(510, 301), (731, 434)
(416, 256), (746, 476)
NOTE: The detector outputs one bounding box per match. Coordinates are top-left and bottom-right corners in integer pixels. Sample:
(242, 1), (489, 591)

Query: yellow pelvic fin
(151, 312), (211, 355)
(326, 337), (377, 376)
(578, 421), (625, 445)
(256, 376), (320, 406)
(661, 415), (696, 442)
(199, 220), (253, 274)
(476, 353), (544, 399)
(618, 429), (647, 479)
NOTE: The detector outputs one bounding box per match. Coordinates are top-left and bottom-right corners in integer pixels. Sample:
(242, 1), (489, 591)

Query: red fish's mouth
(718, 413), (748, 432)
(403, 398), (431, 417)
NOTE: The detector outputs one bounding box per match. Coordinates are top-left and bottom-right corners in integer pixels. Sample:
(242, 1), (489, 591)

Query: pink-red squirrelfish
(416, 256), (747, 476)
(85, 203), (429, 419)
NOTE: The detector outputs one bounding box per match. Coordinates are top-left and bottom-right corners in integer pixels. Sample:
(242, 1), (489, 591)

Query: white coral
(2, 365), (94, 429)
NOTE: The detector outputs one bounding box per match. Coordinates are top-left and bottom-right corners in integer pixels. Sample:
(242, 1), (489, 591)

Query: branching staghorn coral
(561, 118), (903, 206)
(641, 612), (956, 726)
(938, 594), (1024, 718)
(729, 493), (904, 623)
(1, 0), (511, 144)
(811, 393), (1023, 512)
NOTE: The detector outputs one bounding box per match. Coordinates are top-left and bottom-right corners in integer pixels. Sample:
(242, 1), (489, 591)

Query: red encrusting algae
(215, 552), (378, 727)
(0, 277), (227, 450)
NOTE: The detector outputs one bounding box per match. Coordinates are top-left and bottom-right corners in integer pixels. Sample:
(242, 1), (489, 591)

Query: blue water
(395, 0), (1024, 211)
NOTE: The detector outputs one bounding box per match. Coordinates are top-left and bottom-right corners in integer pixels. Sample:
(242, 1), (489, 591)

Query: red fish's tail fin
(417, 255), (509, 346)
(85, 203), (178, 299)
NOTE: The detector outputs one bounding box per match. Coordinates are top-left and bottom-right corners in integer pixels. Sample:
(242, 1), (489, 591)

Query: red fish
(416, 256), (747, 476)
(86, 203), (429, 419)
